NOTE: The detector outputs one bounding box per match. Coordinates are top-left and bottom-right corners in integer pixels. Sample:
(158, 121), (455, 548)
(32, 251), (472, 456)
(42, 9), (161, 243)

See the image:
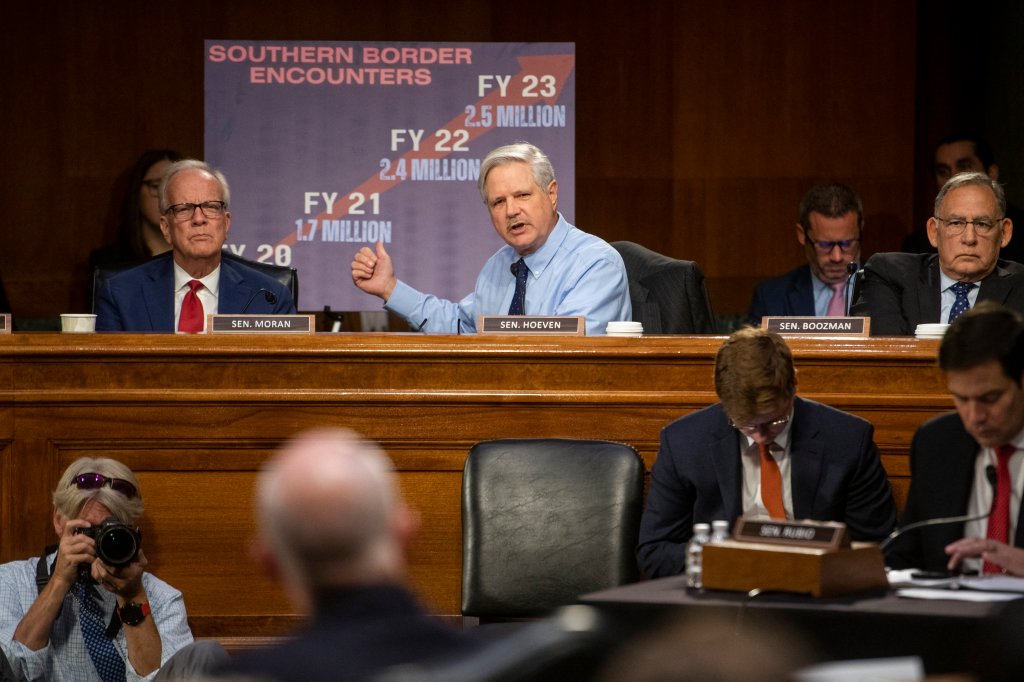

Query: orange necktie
(178, 280), (205, 333)
(759, 441), (786, 519)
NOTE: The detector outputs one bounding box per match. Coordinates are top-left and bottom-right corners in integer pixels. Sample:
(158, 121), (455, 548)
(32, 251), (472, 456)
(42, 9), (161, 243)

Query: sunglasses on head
(72, 473), (138, 499)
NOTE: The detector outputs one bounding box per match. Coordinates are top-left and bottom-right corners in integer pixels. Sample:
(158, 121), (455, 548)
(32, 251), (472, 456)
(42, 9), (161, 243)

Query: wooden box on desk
(702, 540), (888, 597)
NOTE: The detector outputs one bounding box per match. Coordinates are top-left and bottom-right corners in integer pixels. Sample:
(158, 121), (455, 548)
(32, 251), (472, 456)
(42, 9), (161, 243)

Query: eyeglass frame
(806, 238), (860, 254)
(933, 216), (1005, 237)
(163, 200), (228, 222)
(728, 413), (792, 438)
(71, 472), (138, 499)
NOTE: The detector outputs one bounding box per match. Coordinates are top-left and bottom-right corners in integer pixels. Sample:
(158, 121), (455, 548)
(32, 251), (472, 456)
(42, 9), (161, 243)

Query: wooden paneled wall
(2, 1), (918, 319)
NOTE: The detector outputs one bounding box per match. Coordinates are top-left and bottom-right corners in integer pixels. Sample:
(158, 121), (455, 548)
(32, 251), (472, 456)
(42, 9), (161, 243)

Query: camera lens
(96, 524), (139, 567)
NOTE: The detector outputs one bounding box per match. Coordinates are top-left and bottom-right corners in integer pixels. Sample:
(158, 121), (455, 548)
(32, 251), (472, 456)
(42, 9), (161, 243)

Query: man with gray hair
(219, 428), (480, 681)
(96, 159), (295, 332)
(0, 457), (227, 680)
(350, 141), (631, 334)
(852, 171), (1024, 335)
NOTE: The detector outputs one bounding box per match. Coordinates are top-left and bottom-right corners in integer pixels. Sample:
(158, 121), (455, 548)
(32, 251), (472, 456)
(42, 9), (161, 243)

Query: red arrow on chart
(275, 52), (576, 247)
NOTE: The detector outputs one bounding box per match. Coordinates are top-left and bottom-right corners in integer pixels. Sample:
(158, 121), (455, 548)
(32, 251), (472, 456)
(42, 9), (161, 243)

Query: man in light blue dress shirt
(350, 142), (631, 335)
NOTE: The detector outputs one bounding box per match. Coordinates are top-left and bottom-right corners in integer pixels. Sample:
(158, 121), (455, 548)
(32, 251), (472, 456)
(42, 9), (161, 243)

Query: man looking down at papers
(350, 141), (631, 334)
(889, 302), (1024, 575)
(636, 327), (896, 578)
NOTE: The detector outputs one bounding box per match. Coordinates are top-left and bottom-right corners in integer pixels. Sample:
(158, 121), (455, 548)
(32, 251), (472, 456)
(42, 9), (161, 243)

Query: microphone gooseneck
(241, 288), (278, 313)
(844, 261), (864, 316)
(880, 463), (999, 554)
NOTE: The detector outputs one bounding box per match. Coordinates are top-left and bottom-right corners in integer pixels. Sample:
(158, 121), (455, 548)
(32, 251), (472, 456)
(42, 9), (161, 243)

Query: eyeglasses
(72, 473), (138, 499)
(729, 414), (791, 437)
(142, 179), (161, 197)
(807, 238), (860, 254)
(164, 201), (227, 222)
(934, 217), (1003, 237)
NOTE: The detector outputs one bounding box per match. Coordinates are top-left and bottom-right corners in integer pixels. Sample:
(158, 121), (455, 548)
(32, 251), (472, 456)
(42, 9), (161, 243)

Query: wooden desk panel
(0, 333), (949, 639)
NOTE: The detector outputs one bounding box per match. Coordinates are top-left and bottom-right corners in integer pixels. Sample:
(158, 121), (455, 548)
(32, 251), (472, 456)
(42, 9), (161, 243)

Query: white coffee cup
(606, 321), (644, 337)
(60, 314), (97, 333)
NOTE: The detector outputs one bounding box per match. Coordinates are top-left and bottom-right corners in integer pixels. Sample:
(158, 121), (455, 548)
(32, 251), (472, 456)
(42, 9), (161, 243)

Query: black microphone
(880, 464), (998, 554)
(844, 261), (863, 316)
(241, 288), (278, 313)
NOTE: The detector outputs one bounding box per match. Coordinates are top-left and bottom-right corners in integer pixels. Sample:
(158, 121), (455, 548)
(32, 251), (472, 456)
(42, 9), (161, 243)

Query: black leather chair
(461, 438), (644, 621)
(91, 250), (299, 313)
(610, 241), (716, 334)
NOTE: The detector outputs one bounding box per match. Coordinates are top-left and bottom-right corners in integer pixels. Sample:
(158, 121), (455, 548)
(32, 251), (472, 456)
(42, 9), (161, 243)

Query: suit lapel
(144, 256), (175, 331)
(978, 264), (1014, 305)
(218, 259), (249, 314)
(709, 417), (744, 519)
(919, 257), (942, 324)
(788, 398), (824, 518)
(787, 267), (815, 316)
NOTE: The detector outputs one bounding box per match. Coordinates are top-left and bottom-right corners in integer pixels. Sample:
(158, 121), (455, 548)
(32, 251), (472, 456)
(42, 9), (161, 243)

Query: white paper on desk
(795, 656), (924, 681)
(897, 587), (1022, 602)
(958, 574), (1024, 593)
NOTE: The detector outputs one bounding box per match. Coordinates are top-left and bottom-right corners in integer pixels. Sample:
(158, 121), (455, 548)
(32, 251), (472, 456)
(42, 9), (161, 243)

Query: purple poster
(204, 41), (576, 312)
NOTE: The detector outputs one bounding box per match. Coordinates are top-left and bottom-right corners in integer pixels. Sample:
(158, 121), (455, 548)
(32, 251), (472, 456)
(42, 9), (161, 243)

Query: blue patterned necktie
(72, 582), (125, 682)
(508, 258), (529, 315)
(948, 281), (976, 323)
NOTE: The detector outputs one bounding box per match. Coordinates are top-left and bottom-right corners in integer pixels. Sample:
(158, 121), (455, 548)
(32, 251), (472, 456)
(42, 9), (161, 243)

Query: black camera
(75, 516), (142, 567)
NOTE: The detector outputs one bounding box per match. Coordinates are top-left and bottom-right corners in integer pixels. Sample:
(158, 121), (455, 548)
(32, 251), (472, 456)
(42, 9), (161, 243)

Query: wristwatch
(117, 601), (151, 626)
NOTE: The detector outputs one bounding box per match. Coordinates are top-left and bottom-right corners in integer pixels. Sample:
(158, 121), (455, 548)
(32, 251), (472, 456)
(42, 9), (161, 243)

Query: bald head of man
(252, 429), (418, 607)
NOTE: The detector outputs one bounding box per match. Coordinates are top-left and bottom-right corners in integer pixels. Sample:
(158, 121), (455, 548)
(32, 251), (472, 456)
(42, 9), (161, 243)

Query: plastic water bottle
(711, 519), (730, 544)
(685, 522), (711, 589)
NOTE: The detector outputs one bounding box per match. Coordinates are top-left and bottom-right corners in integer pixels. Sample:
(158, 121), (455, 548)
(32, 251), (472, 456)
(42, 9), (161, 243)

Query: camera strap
(36, 543), (121, 636)
(35, 544), (58, 594)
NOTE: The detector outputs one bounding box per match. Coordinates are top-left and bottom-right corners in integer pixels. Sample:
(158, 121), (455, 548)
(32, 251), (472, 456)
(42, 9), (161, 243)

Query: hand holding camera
(62, 516), (145, 594)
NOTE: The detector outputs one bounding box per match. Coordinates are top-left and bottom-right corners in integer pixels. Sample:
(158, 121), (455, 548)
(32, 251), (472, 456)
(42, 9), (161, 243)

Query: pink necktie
(826, 282), (846, 316)
(178, 280), (205, 333)
(984, 444), (1016, 574)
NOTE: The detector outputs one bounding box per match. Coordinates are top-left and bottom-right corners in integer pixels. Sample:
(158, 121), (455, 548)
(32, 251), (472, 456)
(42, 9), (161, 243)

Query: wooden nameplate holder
(701, 518), (887, 597)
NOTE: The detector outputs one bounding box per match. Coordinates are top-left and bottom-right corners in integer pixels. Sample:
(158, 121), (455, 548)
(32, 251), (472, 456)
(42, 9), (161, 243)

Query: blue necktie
(508, 258), (529, 315)
(73, 582), (125, 682)
(948, 281), (976, 323)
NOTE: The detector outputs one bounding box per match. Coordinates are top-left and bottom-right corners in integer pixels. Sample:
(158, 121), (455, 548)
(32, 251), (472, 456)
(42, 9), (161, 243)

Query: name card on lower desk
(0, 314), (9, 334)
(478, 315), (585, 335)
(208, 314), (315, 334)
(762, 316), (870, 336)
(702, 518), (887, 597)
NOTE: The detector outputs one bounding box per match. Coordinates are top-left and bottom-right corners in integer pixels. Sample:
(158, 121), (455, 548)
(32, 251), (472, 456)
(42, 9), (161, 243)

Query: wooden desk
(580, 575), (1013, 675)
(0, 333), (949, 641)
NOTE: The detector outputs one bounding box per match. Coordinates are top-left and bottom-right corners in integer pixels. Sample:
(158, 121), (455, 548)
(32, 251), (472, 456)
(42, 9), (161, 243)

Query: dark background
(3, 0), (1021, 322)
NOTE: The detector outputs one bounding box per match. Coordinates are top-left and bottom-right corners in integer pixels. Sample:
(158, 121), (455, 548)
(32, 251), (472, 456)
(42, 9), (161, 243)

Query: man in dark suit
(853, 172), (1023, 335)
(218, 428), (481, 682)
(747, 183), (863, 326)
(95, 160), (295, 332)
(888, 303), (1024, 574)
(636, 327), (896, 579)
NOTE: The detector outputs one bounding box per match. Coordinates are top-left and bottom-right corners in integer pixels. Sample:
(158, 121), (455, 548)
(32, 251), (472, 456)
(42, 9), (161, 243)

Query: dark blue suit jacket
(223, 585), (481, 682)
(747, 264), (815, 326)
(887, 412), (1024, 571)
(636, 397), (897, 578)
(95, 253), (295, 331)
